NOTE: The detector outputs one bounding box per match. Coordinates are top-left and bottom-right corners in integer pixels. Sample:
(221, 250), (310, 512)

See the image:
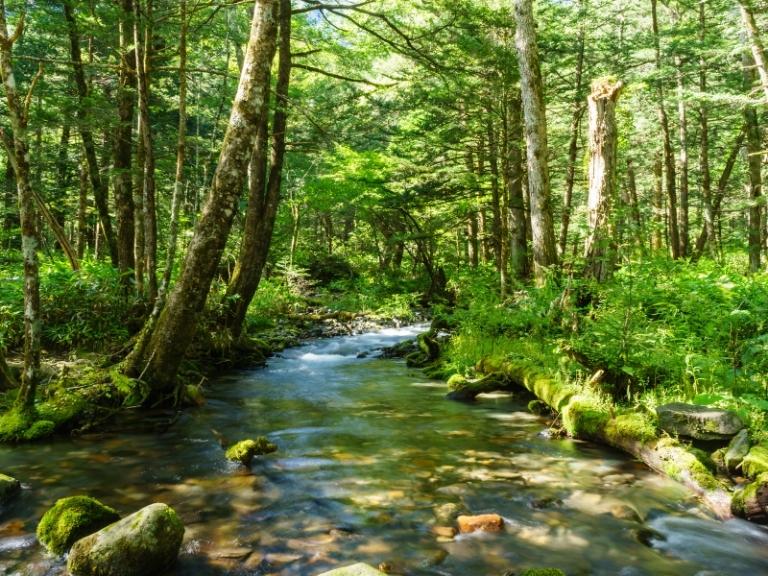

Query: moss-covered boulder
(742, 443), (768, 478)
(225, 436), (277, 466)
(656, 402), (744, 440)
(317, 563), (386, 576)
(0, 473), (21, 505)
(37, 495), (120, 555)
(67, 503), (184, 576)
(519, 569), (566, 576)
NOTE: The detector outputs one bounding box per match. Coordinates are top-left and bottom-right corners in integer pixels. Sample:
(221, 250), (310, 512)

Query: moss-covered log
(473, 358), (734, 519)
(445, 373), (515, 401)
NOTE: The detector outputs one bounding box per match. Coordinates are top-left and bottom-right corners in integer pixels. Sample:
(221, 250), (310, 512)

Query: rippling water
(2, 325), (767, 575)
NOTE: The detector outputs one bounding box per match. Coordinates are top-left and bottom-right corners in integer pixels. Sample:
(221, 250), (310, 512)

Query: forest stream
(2, 326), (768, 576)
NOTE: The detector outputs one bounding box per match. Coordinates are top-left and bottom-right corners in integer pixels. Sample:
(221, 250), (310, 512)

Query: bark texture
(514, 0), (558, 282)
(123, 0), (279, 392)
(584, 79), (622, 283)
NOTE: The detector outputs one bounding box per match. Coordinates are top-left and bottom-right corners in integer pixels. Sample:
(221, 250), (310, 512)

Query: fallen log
(461, 357), (734, 520)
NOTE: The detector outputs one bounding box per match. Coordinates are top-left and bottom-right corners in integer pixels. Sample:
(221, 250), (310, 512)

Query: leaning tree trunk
(583, 79), (622, 283)
(514, 0), (558, 282)
(225, 0), (290, 340)
(672, 7), (690, 257)
(743, 53), (763, 273)
(123, 0), (280, 394)
(0, 2), (41, 410)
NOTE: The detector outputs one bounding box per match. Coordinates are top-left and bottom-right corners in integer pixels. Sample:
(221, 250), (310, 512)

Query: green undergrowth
(440, 257), (768, 441)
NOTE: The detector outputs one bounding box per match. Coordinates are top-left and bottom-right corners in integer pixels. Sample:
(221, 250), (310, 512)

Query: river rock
(456, 513), (504, 534)
(725, 429), (751, 473)
(225, 437), (277, 466)
(67, 502), (184, 576)
(656, 402), (744, 440)
(317, 563), (387, 576)
(0, 473), (21, 505)
(36, 496), (120, 555)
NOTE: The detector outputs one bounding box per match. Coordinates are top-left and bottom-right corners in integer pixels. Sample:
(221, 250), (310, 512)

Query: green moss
(656, 442), (722, 491)
(23, 419), (55, 441)
(37, 495), (120, 555)
(0, 408), (31, 442)
(519, 569), (566, 576)
(447, 374), (468, 391)
(605, 413), (657, 444)
(225, 437), (277, 466)
(742, 444), (768, 478)
(731, 472), (768, 517)
(562, 396), (610, 438)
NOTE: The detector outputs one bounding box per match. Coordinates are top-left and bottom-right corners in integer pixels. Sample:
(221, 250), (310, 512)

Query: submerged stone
(519, 570), (566, 576)
(36, 495), (120, 555)
(0, 473), (21, 505)
(67, 502), (184, 576)
(456, 513), (504, 534)
(656, 402), (744, 440)
(225, 437), (277, 466)
(317, 563), (387, 576)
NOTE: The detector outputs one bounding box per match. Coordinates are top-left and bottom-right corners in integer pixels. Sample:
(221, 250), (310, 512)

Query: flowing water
(2, 325), (768, 575)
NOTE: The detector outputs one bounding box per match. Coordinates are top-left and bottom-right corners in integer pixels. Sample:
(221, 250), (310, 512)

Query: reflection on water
(2, 325), (768, 575)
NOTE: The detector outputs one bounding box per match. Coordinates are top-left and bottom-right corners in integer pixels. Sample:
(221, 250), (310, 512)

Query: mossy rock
(225, 437), (277, 466)
(519, 569), (566, 576)
(742, 444), (768, 478)
(24, 419), (55, 441)
(0, 473), (21, 505)
(562, 397), (609, 438)
(37, 495), (120, 555)
(0, 408), (56, 443)
(67, 502), (184, 576)
(447, 374), (468, 391)
(527, 400), (549, 416)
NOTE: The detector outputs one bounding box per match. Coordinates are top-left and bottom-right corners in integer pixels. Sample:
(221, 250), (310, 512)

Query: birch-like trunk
(514, 0), (558, 282)
(0, 2), (41, 409)
(738, 0), (768, 102)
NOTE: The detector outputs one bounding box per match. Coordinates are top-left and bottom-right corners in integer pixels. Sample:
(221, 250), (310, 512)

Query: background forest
(0, 0), (766, 449)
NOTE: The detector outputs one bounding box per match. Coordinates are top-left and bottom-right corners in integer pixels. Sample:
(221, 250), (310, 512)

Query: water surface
(2, 326), (767, 575)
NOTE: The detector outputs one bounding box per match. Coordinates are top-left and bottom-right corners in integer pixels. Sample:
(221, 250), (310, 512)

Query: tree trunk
(692, 128), (746, 260)
(123, 0), (280, 394)
(225, 0), (290, 340)
(465, 145), (479, 268)
(514, 0), (558, 282)
(63, 0), (117, 267)
(134, 121), (146, 295)
(651, 0), (680, 259)
(163, 0), (188, 295)
(697, 2), (716, 260)
(743, 53), (763, 273)
(652, 151), (664, 252)
(559, 0), (587, 257)
(0, 347), (15, 391)
(77, 154), (88, 258)
(0, 2), (41, 409)
(506, 91), (528, 282)
(486, 104), (502, 270)
(584, 79), (622, 283)
(623, 158), (644, 251)
(135, 0), (158, 303)
(673, 7), (690, 257)
(114, 0), (136, 284)
(738, 0), (768, 102)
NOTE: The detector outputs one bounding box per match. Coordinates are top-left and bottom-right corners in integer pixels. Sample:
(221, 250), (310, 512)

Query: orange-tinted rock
(456, 514), (504, 534)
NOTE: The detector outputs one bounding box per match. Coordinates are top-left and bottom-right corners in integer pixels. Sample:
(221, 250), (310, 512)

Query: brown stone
(456, 513), (504, 534)
(431, 526), (457, 538)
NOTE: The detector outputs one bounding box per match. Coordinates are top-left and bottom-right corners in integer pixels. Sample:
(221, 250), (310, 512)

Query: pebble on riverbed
(456, 513), (504, 534)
